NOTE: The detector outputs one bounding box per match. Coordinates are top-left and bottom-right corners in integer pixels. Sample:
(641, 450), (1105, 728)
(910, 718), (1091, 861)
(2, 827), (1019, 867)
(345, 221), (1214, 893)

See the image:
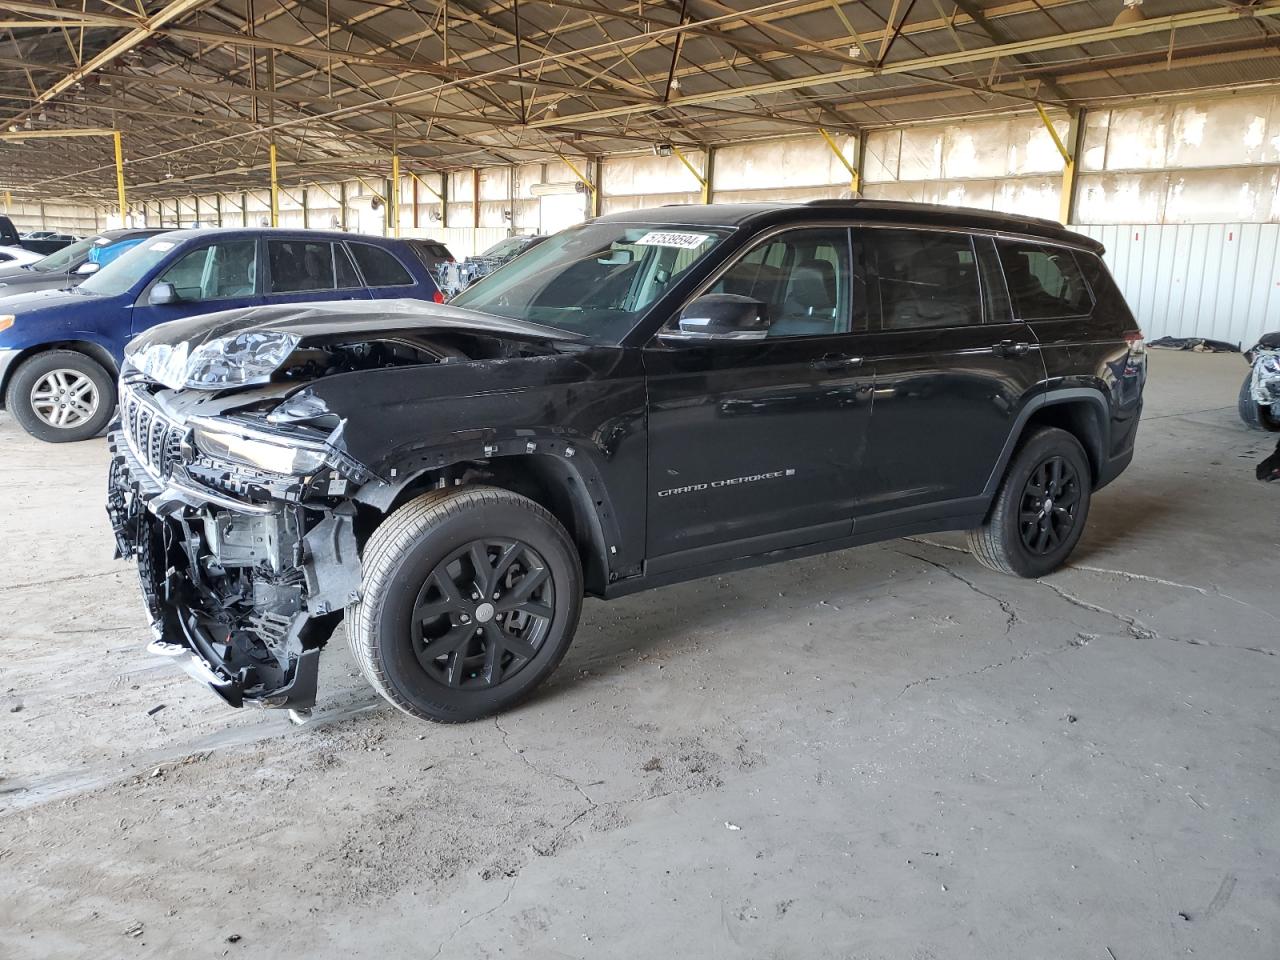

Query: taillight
(433, 289), (445, 304)
(1124, 330), (1145, 355)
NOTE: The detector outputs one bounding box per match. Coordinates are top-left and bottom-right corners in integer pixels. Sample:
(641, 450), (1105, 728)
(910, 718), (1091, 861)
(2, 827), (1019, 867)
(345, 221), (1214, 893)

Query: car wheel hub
(30, 368), (99, 428)
(409, 537), (555, 689)
(1019, 456), (1080, 556)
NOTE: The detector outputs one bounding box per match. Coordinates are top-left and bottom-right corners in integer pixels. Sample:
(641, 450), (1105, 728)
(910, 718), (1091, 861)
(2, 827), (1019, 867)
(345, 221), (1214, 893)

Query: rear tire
(5, 349), (116, 443)
(347, 486), (583, 722)
(1237, 372), (1280, 431)
(968, 427), (1092, 579)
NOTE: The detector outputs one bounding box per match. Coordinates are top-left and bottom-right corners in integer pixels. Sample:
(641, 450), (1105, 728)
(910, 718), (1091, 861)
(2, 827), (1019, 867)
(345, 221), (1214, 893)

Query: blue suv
(0, 228), (445, 441)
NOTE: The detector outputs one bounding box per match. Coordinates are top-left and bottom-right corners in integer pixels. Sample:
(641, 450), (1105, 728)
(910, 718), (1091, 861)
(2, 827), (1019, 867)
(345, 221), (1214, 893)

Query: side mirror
(149, 281), (178, 305)
(667, 294), (769, 341)
(74, 261), (100, 276)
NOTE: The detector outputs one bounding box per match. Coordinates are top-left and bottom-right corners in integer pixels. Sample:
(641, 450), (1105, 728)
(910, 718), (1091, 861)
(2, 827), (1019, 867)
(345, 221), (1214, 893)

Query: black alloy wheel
(411, 538), (555, 689)
(1018, 455), (1082, 556)
(968, 426), (1092, 578)
(347, 486), (583, 722)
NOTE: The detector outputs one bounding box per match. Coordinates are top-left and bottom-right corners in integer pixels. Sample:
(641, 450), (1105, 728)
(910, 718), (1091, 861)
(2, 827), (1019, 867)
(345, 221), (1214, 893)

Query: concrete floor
(1, 351), (1277, 959)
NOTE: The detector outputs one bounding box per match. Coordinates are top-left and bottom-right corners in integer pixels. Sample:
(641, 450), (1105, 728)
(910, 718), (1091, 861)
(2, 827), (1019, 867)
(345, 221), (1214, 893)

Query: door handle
(810, 354), (865, 371)
(992, 340), (1032, 358)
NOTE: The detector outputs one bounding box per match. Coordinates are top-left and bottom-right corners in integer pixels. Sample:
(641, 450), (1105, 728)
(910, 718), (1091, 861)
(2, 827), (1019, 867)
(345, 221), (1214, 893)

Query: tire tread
(346, 485), (579, 722)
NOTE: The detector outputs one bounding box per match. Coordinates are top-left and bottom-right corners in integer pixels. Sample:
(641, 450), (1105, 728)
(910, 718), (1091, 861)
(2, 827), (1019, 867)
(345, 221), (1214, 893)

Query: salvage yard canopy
(3, 0), (1280, 203)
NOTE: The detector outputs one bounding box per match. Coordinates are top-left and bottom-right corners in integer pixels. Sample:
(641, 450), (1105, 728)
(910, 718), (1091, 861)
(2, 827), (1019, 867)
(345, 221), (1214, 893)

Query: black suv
(107, 201), (1145, 722)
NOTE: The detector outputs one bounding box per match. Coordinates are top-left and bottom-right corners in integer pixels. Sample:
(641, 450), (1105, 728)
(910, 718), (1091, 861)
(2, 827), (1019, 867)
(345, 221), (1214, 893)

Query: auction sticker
(635, 231), (710, 249)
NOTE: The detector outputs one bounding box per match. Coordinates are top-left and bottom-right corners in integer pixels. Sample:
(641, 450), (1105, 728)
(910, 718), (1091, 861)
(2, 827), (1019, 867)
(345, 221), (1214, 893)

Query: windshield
(478, 236), (531, 259)
(78, 236), (182, 297)
(30, 236), (100, 273)
(451, 222), (730, 341)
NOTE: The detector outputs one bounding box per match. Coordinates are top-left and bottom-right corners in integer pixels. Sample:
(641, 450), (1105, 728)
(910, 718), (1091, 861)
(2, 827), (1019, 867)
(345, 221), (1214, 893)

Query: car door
(131, 237), (263, 335)
(263, 237), (371, 307)
(852, 228), (1047, 530)
(642, 226), (875, 569)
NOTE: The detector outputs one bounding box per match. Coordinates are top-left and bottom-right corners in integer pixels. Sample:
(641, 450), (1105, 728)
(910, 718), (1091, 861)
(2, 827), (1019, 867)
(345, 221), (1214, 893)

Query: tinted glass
(268, 239), (336, 293)
(349, 243), (413, 287)
(29, 235), (98, 272)
(706, 228), (852, 337)
(861, 228), (981, 330)
(997, 240), (1093, 319)
(156, 239), (258, 301)
(335, 244), (362, 288)
(450, 222), (730, 341)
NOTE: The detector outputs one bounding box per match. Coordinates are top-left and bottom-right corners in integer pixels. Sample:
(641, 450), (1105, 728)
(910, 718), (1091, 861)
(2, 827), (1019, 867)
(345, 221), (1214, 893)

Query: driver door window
(705, 228), (856, 337)
(155, 240), (258, 302)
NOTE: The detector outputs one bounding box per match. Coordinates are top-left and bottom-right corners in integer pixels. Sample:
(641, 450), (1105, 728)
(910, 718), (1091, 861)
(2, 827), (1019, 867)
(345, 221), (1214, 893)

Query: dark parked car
(0, 228), (166, 299)
(107, 201), (1146, 722)
(0, 216), (76, 255)
(0, 228), (445, 442)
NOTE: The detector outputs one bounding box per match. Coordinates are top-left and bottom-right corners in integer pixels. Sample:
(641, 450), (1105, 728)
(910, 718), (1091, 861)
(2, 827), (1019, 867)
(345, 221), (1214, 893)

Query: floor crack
(427, 875), (518, 960)
(893, 647), (1049, 701)
(897, 549), (1018, 637)
(494, 718), (597, 806)
(903, 538), (1277, 658)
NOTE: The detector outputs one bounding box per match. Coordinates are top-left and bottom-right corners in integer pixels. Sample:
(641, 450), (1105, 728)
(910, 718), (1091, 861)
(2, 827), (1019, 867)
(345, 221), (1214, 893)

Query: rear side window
(268, 239), (339, 294)
(349, 243), (414, 287)
(996, 240), (1093, 319)
(859, 228), (981, 330)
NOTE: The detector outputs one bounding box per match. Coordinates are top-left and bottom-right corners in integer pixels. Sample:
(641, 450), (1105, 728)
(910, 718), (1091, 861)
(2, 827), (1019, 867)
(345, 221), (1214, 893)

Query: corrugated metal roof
(2, 0), (1278, 200)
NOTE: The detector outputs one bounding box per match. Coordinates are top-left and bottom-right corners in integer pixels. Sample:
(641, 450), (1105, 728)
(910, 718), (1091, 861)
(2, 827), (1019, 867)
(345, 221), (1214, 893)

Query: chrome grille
(120, 383), (185, 481)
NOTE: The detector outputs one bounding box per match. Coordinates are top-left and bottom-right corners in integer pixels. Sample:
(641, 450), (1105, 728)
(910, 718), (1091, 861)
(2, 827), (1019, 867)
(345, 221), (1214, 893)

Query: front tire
(5, 349), (116, 443)
(1237, 372), (1280, 431)
(347, 486), (583, 722)
(968, 427), (1092, 578)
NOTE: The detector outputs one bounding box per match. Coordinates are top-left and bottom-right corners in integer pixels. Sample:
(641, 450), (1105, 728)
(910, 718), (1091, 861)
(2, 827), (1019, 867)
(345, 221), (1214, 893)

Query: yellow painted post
(671, 146), (710, 203)
(113, 131), (128, 224)
(392, 152), (401, 238)
(1034, 103), (1075, 225)
(557, 153), (597, 216)
(819, 128), (859, 194)
(269, 142), (279, 227)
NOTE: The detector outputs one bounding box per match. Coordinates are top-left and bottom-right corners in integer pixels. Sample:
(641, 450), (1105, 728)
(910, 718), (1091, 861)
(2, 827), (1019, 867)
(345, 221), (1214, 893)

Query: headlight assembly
(185, 332), (300, 388)
(131, 331), (299, 390)
(192, 420), (328, 476)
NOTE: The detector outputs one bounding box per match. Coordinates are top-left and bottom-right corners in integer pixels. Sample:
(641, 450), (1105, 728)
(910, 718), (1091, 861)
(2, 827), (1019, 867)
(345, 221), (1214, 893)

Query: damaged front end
(1247, 333), (1280, 408)
(107, 376), (369, 712)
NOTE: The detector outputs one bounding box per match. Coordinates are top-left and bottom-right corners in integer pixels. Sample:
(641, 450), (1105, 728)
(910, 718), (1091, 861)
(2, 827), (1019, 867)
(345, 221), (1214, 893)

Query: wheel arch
(0, 339), (119, 408)
(984, 388), (1111, 496)
(356, 452), (617, 597)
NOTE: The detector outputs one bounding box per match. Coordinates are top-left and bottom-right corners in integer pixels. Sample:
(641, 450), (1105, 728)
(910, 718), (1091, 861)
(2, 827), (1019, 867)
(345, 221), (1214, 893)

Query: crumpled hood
(127, 297), (581, 358)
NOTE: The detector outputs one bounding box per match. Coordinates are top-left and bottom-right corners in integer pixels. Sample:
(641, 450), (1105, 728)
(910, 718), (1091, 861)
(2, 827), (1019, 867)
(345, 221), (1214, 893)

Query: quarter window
(859, 229), (982, 330)
(996, 240), (1093, 319)
(706, 228), (853, 337)
(154, 239), (257, 302)
(348, 243), (414, 287)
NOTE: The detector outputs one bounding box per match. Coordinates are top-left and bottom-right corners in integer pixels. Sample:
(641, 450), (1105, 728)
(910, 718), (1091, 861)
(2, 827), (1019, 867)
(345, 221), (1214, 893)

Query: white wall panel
(1074, 222), (1280, 347)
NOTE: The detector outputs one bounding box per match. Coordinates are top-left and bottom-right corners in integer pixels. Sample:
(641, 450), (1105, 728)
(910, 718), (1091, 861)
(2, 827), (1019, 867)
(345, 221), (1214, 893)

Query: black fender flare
(981, 387), (1111, 497)
(352, 434), (622, 593)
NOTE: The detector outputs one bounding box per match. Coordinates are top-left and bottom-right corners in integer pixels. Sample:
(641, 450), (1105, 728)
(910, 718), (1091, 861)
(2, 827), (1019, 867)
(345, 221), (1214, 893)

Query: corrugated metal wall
(1073, 223), (1280, 348)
